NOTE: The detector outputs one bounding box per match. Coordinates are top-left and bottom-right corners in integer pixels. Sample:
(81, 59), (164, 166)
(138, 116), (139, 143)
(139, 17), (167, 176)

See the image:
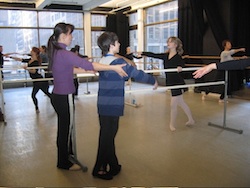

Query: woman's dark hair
(47, 22), (74, 70)
(32, 47), (42, 65)
(222, 39), (231, 48)
(41, 45), (47, 52)
(70, 47), (77, 53)
(97, 32), (119, 56)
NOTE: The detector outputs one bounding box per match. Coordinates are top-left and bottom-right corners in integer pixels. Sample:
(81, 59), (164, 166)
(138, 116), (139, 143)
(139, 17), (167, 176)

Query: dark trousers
(51, 93), (74, 169)
(32, 81), (51, 109)
(73, 78), (79, 96)
(93, 115), (119, 173)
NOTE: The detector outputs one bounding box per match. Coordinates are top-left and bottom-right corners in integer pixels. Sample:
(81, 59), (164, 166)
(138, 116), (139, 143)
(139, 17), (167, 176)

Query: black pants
(73, 78), (79, 96)
(93, 115), (119, 173)
(32, 81), (51, 109)
(51, 93), (75, 169)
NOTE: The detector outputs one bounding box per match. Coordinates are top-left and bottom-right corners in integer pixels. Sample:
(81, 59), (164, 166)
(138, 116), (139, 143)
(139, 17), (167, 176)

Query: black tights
(32, 81), (51, 109)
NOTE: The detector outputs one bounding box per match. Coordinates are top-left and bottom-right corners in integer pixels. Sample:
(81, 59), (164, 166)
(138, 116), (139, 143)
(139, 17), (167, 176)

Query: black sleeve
(133, 55), (142, 59)
(217, 58), (250, 70)
(141, 52), (167, 60)
(21, 58), (31, 63)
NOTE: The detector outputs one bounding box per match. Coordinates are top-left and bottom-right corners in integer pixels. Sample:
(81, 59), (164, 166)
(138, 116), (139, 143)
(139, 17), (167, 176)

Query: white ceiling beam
(82, 0), (111, 10)
(36, 0), (52, 9)
(36, 0), (94, 9)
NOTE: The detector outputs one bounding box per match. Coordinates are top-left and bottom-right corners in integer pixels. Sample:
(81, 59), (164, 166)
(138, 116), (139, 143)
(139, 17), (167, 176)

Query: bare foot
(185, 120), (195, 127)
(169, 125), (176, 131)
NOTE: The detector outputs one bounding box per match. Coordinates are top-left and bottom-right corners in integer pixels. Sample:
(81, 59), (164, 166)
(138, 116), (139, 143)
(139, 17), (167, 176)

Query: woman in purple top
(47, 22), (127, 171)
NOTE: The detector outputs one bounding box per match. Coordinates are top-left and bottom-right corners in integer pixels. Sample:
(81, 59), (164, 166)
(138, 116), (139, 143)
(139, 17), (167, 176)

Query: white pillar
(137, 8), (144, 52)
(84, 12), (92, 57)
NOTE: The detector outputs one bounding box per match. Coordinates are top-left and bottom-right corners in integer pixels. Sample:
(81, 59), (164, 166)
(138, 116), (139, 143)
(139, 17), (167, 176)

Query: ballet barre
(0, 66), (243, 134)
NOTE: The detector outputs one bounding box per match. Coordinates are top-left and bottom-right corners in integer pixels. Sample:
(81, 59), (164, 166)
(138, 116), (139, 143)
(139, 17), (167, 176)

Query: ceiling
(0, 0), (170, 13)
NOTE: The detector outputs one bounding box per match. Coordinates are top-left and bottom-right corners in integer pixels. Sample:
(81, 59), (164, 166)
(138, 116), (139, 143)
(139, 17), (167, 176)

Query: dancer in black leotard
(141, 36), (195, 131)
(11, 47), (51, 113)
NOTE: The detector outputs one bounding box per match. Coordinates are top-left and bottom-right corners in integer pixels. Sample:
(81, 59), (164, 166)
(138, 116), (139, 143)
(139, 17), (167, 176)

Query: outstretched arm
(193, 58), (250, 79)
(115, 53), (136, 67)
(73, 67), (96, 74)
(10, 56), (23, 61)
(92, 62), (128, 77)
(193, 63), (217, 79)
(234, 48), (245, 54)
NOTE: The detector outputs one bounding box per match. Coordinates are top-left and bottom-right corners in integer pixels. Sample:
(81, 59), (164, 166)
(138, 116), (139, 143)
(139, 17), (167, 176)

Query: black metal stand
(69, 111), (88, 172)
(84, 78), (90, 94)
(0, 70), (7, 125)
(208, 70), (243, 134)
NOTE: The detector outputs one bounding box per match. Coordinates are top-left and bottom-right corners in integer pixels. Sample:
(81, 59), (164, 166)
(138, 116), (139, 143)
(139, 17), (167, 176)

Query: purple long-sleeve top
(52, 43), (94, 95)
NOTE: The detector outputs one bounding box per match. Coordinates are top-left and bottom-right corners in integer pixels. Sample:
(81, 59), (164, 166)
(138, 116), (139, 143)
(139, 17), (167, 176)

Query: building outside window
(144, 0), (178, 73)
(128, 12), (138, 53)
(0, 1), (178, 84)
(91, 14), (106, 59)
(0, 9), (84, 82)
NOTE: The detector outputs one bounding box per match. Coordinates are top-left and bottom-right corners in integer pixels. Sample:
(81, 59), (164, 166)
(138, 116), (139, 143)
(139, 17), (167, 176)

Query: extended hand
(115, 64), (128, 77)
(193, 63), (216, 79)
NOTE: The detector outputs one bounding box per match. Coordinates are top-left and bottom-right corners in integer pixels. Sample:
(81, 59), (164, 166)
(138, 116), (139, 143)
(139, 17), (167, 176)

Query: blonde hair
(167, 36), (184, 55)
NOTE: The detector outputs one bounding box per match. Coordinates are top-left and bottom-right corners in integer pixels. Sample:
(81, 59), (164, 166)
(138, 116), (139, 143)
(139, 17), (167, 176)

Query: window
(0, 9), (84, 82)
(128, 12), (138, 53)
(91, 14), (106, 27)
(0, 10), (37, 27)
(144, 0), (178, 72)
(129, 30), (138, 52)
(129, 12), (138, 26)
(91, 14), (106, 58)
(38, 11), (83, 27)
(91, 31), (104, 59)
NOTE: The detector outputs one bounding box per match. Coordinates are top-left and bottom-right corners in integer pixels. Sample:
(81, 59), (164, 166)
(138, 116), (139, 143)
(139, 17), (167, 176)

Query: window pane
(146, 0), (178, 24)
(0, 10), (37, 27)
(129, 13), (138, 26)
(129, 30), (138, 52)
(145, 0), (178, 73)
(0, 28), (38, 53)
(91, 14), (106, 27)
(145, 22), (178, 71)
(0, 28), (38, 81)
(129, 30), (144, 69)
(146, 22), (178, 46)
(38, 11), (83, 28)
(39, 29), (84, 53)
(71, 30), (84, 54)
(39, 29), (53, 47)
(91, 31), (103, 59)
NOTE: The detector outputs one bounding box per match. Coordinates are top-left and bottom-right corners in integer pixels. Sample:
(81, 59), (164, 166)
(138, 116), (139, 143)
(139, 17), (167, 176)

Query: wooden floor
(0, 81), (250, 187)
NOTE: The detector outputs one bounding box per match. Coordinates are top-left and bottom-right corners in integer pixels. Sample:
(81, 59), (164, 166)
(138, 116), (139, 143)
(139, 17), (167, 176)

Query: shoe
(69, 164), (81, 171)
(36, 108), (40, 113)
(92, 171), (113, 180)
(108, 165), (121, 176)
